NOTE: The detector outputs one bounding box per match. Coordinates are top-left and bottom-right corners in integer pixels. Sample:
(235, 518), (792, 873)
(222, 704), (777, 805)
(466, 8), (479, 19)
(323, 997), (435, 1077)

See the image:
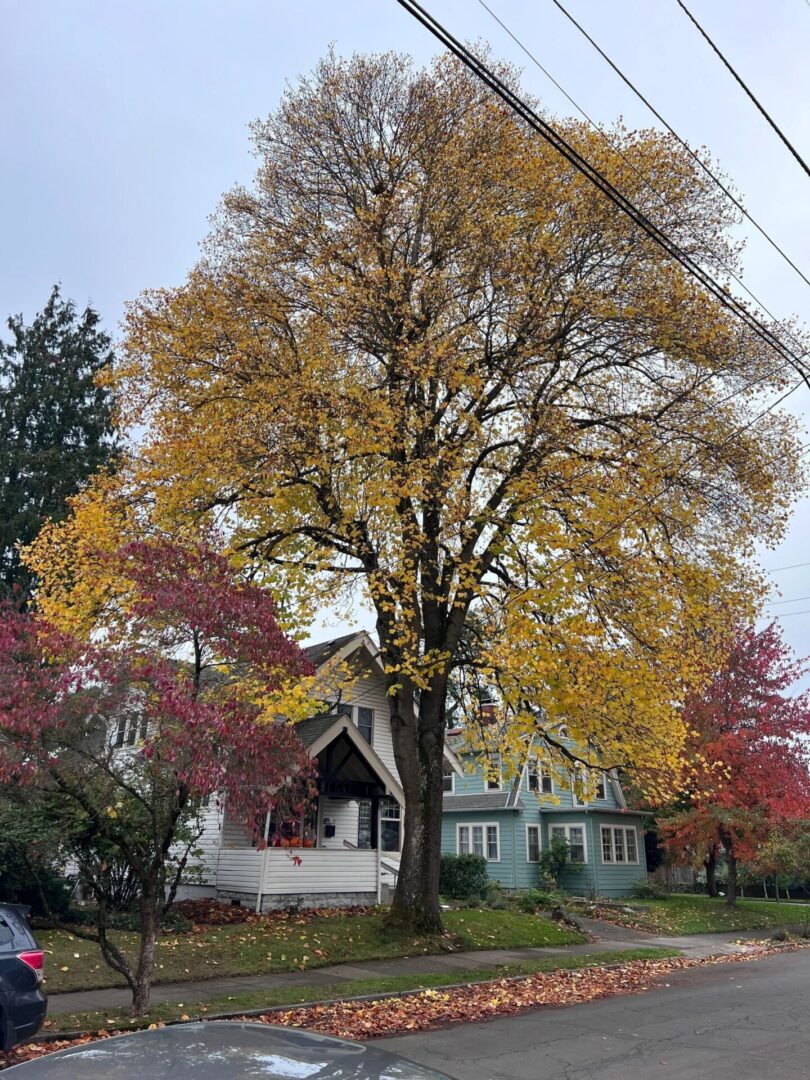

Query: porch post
(255, 811), (272, 914)
(376, 799), (382, 904)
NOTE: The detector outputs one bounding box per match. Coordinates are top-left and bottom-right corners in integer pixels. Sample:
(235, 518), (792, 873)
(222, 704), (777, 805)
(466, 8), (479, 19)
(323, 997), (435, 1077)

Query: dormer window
(527, 757), (553, 795)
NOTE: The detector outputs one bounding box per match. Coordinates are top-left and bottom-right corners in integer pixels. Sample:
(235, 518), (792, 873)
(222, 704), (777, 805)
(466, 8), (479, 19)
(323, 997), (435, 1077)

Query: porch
(214, 710), (404, 911)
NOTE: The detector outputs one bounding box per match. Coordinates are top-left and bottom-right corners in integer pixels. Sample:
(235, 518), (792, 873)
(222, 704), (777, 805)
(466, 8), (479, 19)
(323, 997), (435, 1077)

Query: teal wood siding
(591, 813), (648, 898)
(440, 811), (518, 888)
(442, 749), (648, 898)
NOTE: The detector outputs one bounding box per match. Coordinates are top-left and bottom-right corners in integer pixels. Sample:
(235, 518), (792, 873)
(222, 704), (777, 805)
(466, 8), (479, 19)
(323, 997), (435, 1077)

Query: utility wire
(766, 594), (810, 606)
(395, 0), (808, 611)
(676, 0), (810, 182)
(759, 608), (810, 619)
(766, 560), (810, 573)
(476, 0), (808, 357)
(549, 0), (810, 293)
(395, 0), (808, 379)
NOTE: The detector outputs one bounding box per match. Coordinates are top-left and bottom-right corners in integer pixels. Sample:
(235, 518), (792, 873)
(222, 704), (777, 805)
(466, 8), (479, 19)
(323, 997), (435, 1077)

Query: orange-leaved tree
(62, 52), (806, 930)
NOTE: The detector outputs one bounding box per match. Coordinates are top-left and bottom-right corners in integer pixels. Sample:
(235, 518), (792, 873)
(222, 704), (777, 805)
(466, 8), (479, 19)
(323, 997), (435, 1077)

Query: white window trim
(484, 755), (503, 792)
(550, 822), (588, 863)
(600, 825), (640, 864)
(525, 823), (541, 863)
(355, 705), (374, 745)
(525, 758), (554, 796)
(456, 821), (501, 862)
(442, 769), (455, 795)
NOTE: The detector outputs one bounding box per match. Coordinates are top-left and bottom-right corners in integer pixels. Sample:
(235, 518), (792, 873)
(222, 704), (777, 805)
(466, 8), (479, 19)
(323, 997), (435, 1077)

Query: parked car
(0, 904), (47, 1051)
(2, 1021), (456, 1077)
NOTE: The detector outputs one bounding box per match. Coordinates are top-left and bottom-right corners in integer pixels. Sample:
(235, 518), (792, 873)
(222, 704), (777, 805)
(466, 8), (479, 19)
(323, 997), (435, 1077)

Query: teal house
(441, 732), (649, 898)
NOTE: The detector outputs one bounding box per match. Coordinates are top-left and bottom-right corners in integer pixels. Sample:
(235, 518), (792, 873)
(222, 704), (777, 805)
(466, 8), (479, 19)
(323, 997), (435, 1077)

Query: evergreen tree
(0, 286), (116, 597)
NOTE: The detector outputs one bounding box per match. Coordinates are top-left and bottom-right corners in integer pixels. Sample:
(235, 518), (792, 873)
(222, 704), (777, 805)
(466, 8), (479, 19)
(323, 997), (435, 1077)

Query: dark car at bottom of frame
(2, 1020), (457, 1078)
(0, 904), (47, 1052)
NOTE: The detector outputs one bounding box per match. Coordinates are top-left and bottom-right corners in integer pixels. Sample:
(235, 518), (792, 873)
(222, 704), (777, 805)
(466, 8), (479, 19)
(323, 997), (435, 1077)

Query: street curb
(31, 953), (679, 1044)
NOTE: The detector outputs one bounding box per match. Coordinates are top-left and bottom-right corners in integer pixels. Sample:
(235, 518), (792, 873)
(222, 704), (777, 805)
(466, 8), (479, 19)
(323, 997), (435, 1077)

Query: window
(113, 714), (147, 749)
(527, 758), (553, 795)
(356, 706), (373, 744)
(380, 798), (401, 852)
(550, 823), (587, 863)
(485, 755), (502, 791)
(572, 767), (607, 804)
(600, 825), (639, 864)
(457, 822), (500, 861)
(526, 824), (541, 863)
(357, 800), (372, 849)
(442, 765), (455, 794)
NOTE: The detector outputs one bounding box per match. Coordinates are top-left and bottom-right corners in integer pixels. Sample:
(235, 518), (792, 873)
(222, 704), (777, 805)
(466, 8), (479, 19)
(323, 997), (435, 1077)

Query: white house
(184, 631), (461, 911)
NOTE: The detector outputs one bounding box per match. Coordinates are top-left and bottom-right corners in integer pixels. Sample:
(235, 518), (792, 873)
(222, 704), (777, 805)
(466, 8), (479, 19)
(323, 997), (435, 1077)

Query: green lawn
(588, 895), (810, 935)
(40, 908), (584, 995)
(45, 947), (677, 1035)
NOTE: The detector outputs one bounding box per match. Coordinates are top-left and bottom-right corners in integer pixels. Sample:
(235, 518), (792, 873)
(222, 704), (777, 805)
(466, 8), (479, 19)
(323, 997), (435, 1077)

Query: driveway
(380, 948), (810, 1079)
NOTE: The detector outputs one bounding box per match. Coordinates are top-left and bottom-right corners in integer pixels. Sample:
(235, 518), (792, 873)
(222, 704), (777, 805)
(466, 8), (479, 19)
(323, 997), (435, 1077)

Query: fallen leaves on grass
(173, 899), (377, 930)
(3, 940), (808, 1071)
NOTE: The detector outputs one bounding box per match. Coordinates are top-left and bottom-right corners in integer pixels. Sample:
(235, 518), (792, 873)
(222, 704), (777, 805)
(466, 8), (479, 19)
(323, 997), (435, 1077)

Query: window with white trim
(442, 765), (455, 794)
(595, 772), (607, 800)
(484, 755), (502, 791)
(380, 798), (401, 852)
(572, 767), (607, 805)
(113, 713), (148, 749)
(457, 822), (500, 861)
(550, 823), (587, 863)
(526, 824), (541, 863)
(526, 758), (553, 795)
(600, 825), (639, 864)
(356, 706), (373, 744)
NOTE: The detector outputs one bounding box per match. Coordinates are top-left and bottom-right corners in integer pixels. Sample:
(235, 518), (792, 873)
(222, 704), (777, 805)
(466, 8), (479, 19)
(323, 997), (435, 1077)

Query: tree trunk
(131, 888), (159, 1016)
(705, 850), (718, 898)
(387, 676), (445, 934)
(723, 836), (738, 907)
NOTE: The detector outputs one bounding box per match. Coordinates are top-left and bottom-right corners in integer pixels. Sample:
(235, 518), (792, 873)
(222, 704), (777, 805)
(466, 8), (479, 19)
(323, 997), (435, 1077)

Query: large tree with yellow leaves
(36, 53), (806, 930)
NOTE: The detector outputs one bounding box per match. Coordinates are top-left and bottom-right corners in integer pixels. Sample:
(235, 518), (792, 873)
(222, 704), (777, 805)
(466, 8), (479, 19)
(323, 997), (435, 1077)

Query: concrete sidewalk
(44, 919), (762, 1018)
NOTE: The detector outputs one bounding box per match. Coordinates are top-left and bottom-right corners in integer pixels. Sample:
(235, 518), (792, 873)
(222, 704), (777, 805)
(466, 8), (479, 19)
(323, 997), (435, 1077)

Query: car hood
(3, 1021), (455, 1079)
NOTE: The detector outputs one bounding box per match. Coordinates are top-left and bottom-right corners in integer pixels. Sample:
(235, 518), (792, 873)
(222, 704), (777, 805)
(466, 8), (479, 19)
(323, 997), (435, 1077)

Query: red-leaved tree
(660, 623), (810, 905)
(0, 540), (314, 1014)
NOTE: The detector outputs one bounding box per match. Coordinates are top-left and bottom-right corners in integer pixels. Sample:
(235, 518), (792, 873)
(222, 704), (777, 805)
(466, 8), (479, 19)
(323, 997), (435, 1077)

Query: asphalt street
(381, 948), (810, 1079)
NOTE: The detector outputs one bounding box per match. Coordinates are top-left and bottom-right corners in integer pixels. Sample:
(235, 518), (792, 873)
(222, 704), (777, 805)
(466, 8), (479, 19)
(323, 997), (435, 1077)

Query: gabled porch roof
(294, 712), (404, 805)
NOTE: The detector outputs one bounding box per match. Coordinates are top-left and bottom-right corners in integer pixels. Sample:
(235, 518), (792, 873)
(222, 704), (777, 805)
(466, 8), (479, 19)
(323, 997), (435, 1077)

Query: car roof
(3, 1021), (455, 1078)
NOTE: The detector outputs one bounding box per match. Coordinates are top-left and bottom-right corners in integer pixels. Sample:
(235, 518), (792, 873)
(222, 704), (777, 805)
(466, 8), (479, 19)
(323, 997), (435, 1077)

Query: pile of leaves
(4, 940), (809, 1070)
(172, 899), (379, 930)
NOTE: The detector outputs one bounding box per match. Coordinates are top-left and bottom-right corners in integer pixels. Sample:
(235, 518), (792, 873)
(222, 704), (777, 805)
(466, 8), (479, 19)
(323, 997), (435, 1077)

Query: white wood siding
(215, 849), (263, 894)
(319, 797), (360, 849)
(187, 800), (224, 884)
(263, 848), (378, 894)
(326, 669), (397, 777)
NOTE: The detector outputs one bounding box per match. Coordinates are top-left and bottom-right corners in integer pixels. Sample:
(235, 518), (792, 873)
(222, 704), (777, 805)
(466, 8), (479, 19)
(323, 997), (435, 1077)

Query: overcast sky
(3, 0), (809, 662)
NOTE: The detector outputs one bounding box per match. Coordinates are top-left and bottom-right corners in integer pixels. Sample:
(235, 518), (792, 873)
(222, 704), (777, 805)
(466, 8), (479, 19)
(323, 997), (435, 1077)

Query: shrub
(440, 853), (490, 900)
(538, 837), (572, 884)
(517, 887), (559, 912)
(631, 877), (669, 900)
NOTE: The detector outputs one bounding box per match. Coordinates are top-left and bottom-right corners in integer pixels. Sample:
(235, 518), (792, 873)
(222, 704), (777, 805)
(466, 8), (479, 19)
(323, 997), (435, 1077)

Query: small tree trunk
(705, 850), (718, 898)
(131, 887), (159, 1016)
(387, 677), (445, 934)
(723, 838), (738, 907)
(763, 877), (768, 900)
(775, 878), (780, 902)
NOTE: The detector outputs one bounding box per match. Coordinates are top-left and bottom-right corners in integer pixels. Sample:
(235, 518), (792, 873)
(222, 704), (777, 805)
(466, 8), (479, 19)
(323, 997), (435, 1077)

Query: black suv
(0, 904), (47, 1050)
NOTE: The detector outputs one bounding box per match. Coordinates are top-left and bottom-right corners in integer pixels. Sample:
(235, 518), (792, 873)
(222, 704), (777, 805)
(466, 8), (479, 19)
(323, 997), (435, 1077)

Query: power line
(394, 0), (809, 380)
(766, 560), (810, 574)
(549, 0), (810, 293)
(476, 0), (809, 357)
(676, 0), (810, 183)
(759, 608), (810, 619)
(767, 594), (810, 606)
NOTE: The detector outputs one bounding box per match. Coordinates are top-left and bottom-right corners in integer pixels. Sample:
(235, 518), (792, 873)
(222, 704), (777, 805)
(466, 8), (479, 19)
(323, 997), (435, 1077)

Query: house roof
(292, 712), (343, 748)
(442, 792), (524, 812)
(303, 633), (361, 669)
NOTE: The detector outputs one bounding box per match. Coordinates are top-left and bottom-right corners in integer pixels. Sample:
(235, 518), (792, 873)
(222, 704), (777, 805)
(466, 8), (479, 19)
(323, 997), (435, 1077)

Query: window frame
(550, 822), (588, 863)
(526, 757), (554, 796)
(600, 825), (640, 865)
(526, 823), (541, 863)
(356, 705), (374, 745)
(456, 821), (501, 862)
(484, 754), (502, 792)
(379, 797), (401, 852)
(442, 766), (455, 794)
